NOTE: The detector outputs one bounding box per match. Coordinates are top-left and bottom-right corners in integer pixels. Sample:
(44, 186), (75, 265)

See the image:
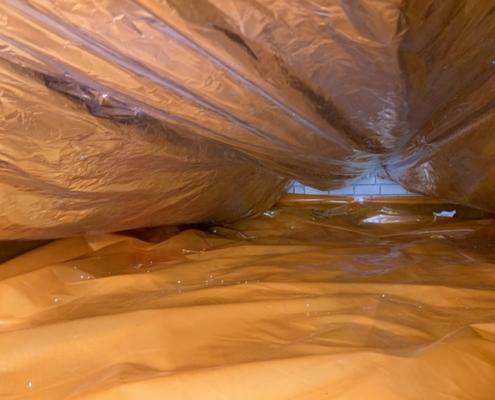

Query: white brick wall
(288, 175), (417, 197)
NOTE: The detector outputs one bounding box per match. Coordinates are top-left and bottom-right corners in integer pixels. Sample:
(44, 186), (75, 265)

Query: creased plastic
(1, 0), (494, 212)
(382, 0), (495, 211)
(1, 196), (494, 399)
(0, 58), (287, 239)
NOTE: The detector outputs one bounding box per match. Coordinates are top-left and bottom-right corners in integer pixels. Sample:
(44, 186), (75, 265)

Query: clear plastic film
(1, 196), (494, 399)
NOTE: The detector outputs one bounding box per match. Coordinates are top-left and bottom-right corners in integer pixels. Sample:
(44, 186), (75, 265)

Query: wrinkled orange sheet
(1, 196), (495, 399)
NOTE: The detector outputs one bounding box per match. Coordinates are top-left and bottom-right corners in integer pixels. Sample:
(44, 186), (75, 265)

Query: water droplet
(177, 280), (181, 284)
(54, 297), (59, 303)
(430, 234), (447, 240)
(381, 294), (386, 298)
(27, 381), (33, 389)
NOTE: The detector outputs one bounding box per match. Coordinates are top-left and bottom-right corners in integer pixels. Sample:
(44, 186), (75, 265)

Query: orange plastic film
(0, 197), (494, 399)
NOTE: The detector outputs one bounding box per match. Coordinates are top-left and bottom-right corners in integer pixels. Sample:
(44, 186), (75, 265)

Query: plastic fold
(0, 58), (287, 239)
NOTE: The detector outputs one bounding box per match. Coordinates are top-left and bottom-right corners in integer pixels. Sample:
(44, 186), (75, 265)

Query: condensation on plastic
(0, 196), (494, 399)
(0, 58), (288, 239)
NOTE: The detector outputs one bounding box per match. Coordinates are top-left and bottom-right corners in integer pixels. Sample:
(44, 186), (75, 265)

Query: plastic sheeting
(381, 0), (495, 211)
(1, 0), (494, 210)
(1, 196), (494, 399)
(0, 0), (494, 237)
(0, 58), (287, 239)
